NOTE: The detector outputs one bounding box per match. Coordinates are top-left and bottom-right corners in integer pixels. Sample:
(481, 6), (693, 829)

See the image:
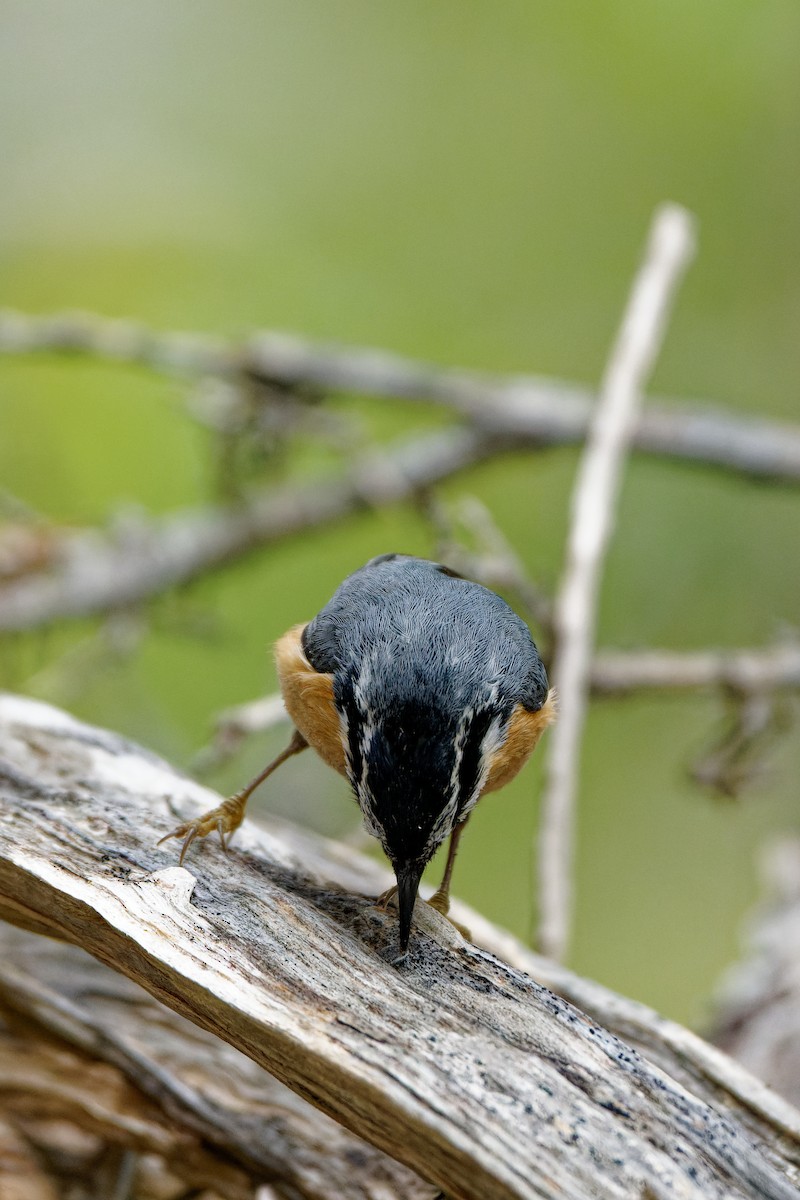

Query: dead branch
(537, 205), (696, 961)
(591, 643), (800, 694)
(591, 644), (799, 797)
(0, 1019), (258, 1200)
(689, 690), (786, 797)
(3, 308), (800, 485)
(191, 693), (290, 774)
(0, 427), (492, 633)
(420, 493), (555, 644)
(0, 931), (431, 1200)
(4, 299), (800, 639)
(0, 693), (798, 1200)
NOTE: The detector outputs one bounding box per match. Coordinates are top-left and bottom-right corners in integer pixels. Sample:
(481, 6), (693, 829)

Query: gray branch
(592, 643), (800, 694)
(191, 639), (800, 771)
(0, 693), (798, 1200)
(0, 428), (491, 632)
(538, 204), (695, 961)
(0, 927), (432, 1200)
(2, 308), (800, 483)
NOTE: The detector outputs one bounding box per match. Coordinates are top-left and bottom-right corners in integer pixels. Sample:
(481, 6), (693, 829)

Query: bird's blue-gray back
(302, 555), (547, 717)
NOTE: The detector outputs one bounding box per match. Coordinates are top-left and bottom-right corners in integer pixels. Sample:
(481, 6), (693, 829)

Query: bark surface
(0, 693), (798, 1200)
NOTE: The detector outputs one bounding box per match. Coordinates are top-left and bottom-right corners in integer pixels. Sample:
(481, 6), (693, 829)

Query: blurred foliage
(1, 1), (798, 1025)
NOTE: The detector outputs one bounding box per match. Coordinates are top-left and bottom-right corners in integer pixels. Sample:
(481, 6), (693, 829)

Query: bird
(160, 554), (555, 951)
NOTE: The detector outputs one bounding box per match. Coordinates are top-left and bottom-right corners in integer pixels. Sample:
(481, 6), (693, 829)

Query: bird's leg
(427, 820), (466, 916)
(158, 728), (308, 864)
(427, 820), (471, 939)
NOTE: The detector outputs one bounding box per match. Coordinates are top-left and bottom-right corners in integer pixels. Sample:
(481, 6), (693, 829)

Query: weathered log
(0, 928), (432, 1199)
(0, 1014), (258, 1200)
(0, 692), (798, 1200)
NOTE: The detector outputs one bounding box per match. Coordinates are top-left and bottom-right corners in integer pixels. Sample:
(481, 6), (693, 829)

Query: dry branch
(4, 300), (800, 638)
(3, 308), (800, 484)
(591, 643), (800, 694)
(0, 929), (431, 1200)
(0, 693), (799, 1200)
(0, 428), (491, 632)
(537, 205), (696, 961)
(421, 493), (556, 644)
(192, 693), (291, 774)
(0, 1019), (258, 1200)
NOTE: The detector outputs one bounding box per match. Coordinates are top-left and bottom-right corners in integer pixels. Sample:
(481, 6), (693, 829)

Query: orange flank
(484, 691), (557, 794)
(274, 625), (347, 776)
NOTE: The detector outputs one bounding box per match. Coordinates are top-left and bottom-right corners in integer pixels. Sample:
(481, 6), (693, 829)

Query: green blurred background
(1, 1), (798, 1025)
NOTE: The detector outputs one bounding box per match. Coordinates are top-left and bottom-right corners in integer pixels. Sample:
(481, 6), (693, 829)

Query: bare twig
(0, 309), (232, 375)
(3, 308), (800, 484)
(690, 692), (786, 798)
(537, 205), (697, 962)
(593, 642), (799, 798)
(591, 643), (800, 694)
(0, 428), (492, 632)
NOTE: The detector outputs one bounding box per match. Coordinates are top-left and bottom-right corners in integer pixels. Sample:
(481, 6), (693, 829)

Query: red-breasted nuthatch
(162, 554), (555, 951)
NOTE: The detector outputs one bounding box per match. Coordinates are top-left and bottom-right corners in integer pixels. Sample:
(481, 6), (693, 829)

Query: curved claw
(157, 823), (186, 847)
(179, 825), (199, 865)
(157, 795), (245, 864)
(156, 821), (200, 865)
(217, 817), (230, 853)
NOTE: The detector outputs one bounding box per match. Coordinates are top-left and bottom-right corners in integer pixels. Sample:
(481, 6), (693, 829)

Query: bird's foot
(373, 884), (398, 911)
(426, 888), (471, 940)
(426, 887), (450, 917)
(158, 792), (248, 865)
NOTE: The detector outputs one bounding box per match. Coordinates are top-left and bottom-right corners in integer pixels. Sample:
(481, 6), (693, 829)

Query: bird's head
(336, 664), (508, 950)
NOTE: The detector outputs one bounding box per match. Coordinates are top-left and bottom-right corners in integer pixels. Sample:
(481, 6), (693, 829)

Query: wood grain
(0, 693), (798, 1200)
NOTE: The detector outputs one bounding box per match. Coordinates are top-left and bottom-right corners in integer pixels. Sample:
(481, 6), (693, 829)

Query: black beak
(395, 860), (424, 951)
